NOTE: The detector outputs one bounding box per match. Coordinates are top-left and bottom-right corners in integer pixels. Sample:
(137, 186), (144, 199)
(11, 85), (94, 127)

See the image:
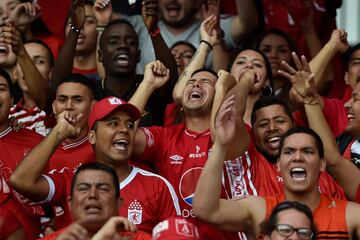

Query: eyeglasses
(273, 224), (313, 239)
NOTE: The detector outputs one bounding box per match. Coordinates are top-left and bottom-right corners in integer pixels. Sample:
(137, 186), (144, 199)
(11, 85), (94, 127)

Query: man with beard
(124, 0), (259, 70)
(280, 51), (360, 203)
(238, 96), (345, 198)
(193, 97), (360, 239)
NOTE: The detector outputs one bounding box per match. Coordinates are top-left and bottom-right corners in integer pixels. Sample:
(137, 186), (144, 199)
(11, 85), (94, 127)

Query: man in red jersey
(0, 172), (26, 240)
(281, 51), (360, 204)
(10, 61), (181, 234)
(0, 67), (44, 239)
(241, 96), (345, 199)
(193, 96), (360, 239)
(131, 65), (252, 240)
(41, 162), (151, 240)
(46, 73), (98, 174)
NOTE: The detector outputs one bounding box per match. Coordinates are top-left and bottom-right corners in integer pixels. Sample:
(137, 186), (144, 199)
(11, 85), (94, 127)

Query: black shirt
(95, 75), (170, 127)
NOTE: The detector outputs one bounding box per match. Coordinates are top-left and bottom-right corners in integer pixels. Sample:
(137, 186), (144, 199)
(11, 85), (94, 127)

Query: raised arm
(210, 70), (253, 158)
(129, 60), (170, 116)
(173, 15), (217, 104)
(130, 60), (169, 156)
(8, 1), (42, 35)
(93, 0), (112, 80)
(50, 0), (86, 95)
(308, 29), (348, 93)
(10, 112), (83, 202)
(201, 1), (229, 71)
(193, 95), (265, 232)
(231, 0), (258, 45)
(142, 0), (178, 102)
(280, 53), (360, 201)
(0, 21), (49, 110)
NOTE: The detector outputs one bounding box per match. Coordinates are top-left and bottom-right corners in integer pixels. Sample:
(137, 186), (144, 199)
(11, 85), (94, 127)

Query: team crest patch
(128, 200), (143, 224)
(175, 218), (199, 237)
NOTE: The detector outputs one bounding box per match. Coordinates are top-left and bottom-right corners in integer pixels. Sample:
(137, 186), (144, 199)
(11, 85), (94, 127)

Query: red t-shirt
(36, 34), (64, 59)
(262, 0), (346, 99)
(322, 96), (348, 137)
(46, 136), (95, 173)
(40, 228), (151, 240)
(134, 124), (249, 240)
(44, 167), (180, 233)
(0, 198), (22, 239)
(265, 193), (349, 239)
(0, 127), (44, 239)
(10, 98), (55, 136)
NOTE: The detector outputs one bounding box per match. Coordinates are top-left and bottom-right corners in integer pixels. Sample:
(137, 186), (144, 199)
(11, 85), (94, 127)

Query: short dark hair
(191, 67), (218, 79)
(58, 73), (97, 99)
(171, 41), (197, 54)
(260, 201), (317, 240)
(345, 43), (360, 67)
(70, 162), (120, 198)
(279, 126), (324, 159)
(251, 96), (293, 127)
(24, 39), (55, 67)
(0, 67), (14, 97)
(99, 19), (138, 48)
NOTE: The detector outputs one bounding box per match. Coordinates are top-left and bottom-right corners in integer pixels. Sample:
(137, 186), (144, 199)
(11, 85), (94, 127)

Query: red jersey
(0, 199), (22, 239)
(135, 124), (249, 240)
(10, 99), (55, 136)
(40, 228), (151, 240)
(322, 97), (348, 137)
(0, 127), (44, 239)
(265, 193), (349, 239)
(262, 0), (346, 99)
(46, 136), (95, 173)
(245, 132), (346, 199)
(44, 166), (180, 233)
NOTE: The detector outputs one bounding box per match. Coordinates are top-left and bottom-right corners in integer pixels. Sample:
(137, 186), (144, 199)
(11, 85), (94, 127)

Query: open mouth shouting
(0, 44), (9, 55)
(188, 90), (203, 101)
(114, 52), (131, 67)
(265, 135), (282, 150)
(166, 3), (181, 17)
(290, 167), (306, 182)
(347, 110), (355, 122)
(113, 139), (129, 151)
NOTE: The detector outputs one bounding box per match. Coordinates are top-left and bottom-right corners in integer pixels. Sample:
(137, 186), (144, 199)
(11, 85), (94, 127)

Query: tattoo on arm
(52, 132), (62, 152)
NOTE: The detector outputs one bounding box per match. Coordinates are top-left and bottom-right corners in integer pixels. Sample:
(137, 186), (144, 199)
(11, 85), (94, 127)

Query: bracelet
(69, 23), (83, 34)
(303, 97), (320, 105)
(200, 40), (213, 51)
(150, 27), (160, 38)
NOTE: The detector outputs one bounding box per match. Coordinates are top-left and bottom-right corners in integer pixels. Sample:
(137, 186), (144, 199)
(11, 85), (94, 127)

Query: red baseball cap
(88, 96), (141, 129)
(152, 217), (200, 240)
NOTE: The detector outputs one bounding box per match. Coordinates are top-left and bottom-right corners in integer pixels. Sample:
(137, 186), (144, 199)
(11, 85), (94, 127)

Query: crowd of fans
(0, 0), (359, 239)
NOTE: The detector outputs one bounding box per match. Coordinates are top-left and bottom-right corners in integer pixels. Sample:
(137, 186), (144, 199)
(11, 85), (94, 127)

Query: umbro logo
(170, 155), (184, 164)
